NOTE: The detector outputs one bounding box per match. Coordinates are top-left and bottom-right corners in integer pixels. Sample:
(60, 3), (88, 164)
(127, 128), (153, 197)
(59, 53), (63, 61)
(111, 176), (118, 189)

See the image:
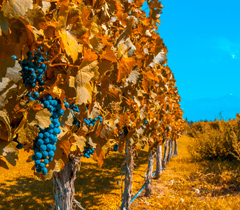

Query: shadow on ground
(0, 150), (150, 210)
(75, 150), (150, 209)
(0, 177), (53, 210)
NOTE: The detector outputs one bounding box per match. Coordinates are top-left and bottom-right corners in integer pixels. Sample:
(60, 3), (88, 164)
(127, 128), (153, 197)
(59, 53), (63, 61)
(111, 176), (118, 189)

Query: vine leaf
(93, 143), (105, 168)
(76, 82), (93, 105)
(75, 60), (98, 105)
(28, 108), (52, 129)
(0, 57), (22, 109)
(2, 0), (33, 19)
(59, 29), (80, 63)
(16, 123), (39, 145)
(101, 45), (117, 63)
(70, 134), (85, 152)
(117, 56), (135, 82)
(0, 139), (18, 166)
(0, 11), (9, 34)
(0, 110), (12, 141)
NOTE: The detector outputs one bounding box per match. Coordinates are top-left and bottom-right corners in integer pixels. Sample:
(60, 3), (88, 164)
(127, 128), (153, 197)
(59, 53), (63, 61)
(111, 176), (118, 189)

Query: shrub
(187, 119), (240, 161)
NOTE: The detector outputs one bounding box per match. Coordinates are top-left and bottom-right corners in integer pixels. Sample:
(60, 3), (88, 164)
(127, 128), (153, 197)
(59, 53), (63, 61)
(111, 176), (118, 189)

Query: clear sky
(143, 0), (240, 100)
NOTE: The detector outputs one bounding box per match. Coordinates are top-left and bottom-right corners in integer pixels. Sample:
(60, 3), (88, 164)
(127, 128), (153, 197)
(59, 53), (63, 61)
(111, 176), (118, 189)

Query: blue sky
(143, 0), (240, 100)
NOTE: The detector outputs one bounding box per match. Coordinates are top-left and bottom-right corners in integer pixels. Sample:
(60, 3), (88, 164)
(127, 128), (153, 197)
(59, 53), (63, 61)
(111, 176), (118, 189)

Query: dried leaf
(0, 110), (12, 141)
(16, 123), (39, 145)
(76, 82), (93, 105)
(117, 56), (135, 82)
(28, 108), (51, 129)
(0, 139), (18, 166)
(0, 11), (9, 34)
(2, 0), (33, 19)
(93, 143), (105, 168)
(59, 29), (79, 63)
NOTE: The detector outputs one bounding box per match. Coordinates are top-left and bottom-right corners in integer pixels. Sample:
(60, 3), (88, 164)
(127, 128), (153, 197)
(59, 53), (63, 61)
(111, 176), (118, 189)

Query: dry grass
(0, 135), (240, 210)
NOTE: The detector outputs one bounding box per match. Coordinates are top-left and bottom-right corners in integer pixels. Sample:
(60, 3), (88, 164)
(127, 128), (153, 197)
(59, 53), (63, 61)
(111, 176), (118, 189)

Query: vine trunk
(52, 155), (82, 210)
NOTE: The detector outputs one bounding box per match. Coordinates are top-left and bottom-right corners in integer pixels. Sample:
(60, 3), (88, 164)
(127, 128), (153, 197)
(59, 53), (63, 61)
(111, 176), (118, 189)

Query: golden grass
(0, 135), (240, 210)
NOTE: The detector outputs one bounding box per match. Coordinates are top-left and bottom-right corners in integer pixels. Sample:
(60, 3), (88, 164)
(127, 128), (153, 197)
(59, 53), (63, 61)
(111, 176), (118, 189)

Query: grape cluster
(83, 144), (95, 158)
(65, 102), (103, 127)
(32, 94), (64, 175)
(17, 50), (65, 175)
(66, 103), (80, 126)
(113, 144), (118, 151)
(14, 50), (47, 151)
(19, 50), (46, 89)
(142, 145), (145, 149)
(84, 116), (103, 126)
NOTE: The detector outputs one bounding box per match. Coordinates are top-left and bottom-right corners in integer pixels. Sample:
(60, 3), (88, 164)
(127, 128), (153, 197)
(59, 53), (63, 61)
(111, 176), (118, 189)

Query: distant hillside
(180, 94), (240, 122)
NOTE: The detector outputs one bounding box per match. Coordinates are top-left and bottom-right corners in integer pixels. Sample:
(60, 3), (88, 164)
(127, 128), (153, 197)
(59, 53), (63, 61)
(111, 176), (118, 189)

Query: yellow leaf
(59, 29), (79, 63)
(70, 144), (77, 152)
(76, 82), (93, 105)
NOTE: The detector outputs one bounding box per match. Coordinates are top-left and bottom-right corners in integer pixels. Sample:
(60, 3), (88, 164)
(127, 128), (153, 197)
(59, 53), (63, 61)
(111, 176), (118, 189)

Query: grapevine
(0, 0), (185, 209)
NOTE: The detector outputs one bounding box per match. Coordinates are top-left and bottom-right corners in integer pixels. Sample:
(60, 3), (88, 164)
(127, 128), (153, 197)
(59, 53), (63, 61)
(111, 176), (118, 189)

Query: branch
(73, 199), (86, 210)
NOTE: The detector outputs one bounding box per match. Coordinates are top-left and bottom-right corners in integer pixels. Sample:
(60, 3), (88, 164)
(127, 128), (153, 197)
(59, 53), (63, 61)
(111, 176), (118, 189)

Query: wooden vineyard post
(145, 152), (155, 197)
(162, 139), (169, 169)
(52, 155), (83, 210)
(121, 139), (134, 210)
(167, 140), (173, 163)
(155, 144), (162, 179)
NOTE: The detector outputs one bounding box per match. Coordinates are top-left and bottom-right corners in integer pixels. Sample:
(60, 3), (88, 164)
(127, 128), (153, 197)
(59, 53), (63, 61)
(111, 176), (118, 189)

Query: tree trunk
(53, 155), (81, 210)
(162, 139), (168, 169)
(145, 152), (155, 197)
(173, 140), (178, 156)
(167, 140), (173, 163)
(120, 139), (134, 210)
(155, 144), (162, 179)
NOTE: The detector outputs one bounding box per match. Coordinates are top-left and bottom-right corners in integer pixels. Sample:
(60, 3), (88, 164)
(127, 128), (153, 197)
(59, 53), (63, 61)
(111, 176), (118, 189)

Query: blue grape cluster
(84, 116), (103, 126)
(83, 144), (95, 158)
(69, 103), (79, 113)
(113, 144), (118, 151)
(19, 50), (47, 89)
(17, 50), (65, 175)
(14, 50), (47, 151)
(144, 118), (148, 124)
(66, 102), (80, 126)
(32, 94), (64, 175)
(65, 102), (103, 127)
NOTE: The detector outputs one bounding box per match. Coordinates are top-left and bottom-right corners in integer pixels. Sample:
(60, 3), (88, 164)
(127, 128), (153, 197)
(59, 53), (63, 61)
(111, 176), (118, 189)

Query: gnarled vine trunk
(121, 139), (134, 210)
(145, 152), (155, 197)
(155, 144), (162, 179)
(53, 155), (82, 210)
(173, 140), (178, 156)
(162, 139), (168, 169)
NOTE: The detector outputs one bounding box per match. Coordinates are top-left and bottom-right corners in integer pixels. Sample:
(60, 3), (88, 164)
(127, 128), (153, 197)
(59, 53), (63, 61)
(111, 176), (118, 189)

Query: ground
(0, 136), (240, 209)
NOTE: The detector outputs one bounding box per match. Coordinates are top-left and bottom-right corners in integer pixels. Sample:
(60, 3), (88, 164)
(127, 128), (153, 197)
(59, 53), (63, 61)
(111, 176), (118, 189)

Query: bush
(187, 119), (240, 161)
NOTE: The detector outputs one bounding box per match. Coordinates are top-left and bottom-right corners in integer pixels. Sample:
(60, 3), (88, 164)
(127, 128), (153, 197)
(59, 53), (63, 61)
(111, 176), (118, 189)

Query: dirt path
(131, 135), (240, 210)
